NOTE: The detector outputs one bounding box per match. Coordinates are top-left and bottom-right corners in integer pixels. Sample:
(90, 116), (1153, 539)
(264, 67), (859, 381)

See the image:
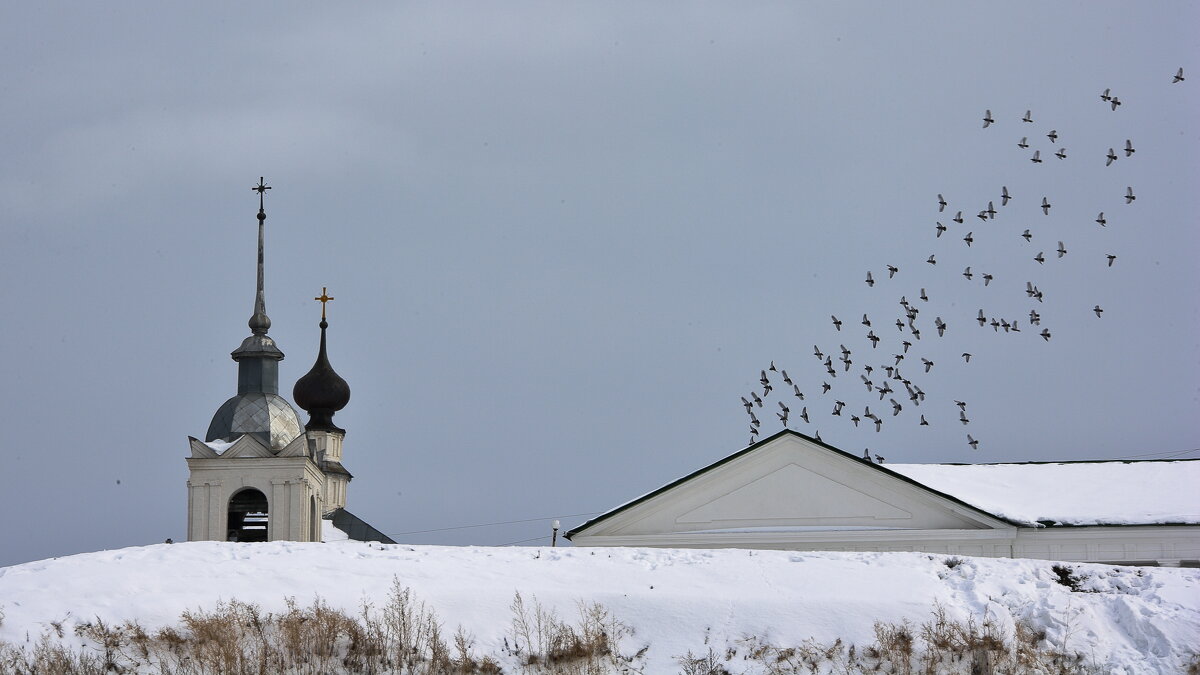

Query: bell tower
(185, 179), (325, 543)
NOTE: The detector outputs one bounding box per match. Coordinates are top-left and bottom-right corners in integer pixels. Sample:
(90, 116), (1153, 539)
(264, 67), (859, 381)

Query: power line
(385, 511), (599, 538)
(1113, 447), (1200, 460)
(498, 534), (551, 547)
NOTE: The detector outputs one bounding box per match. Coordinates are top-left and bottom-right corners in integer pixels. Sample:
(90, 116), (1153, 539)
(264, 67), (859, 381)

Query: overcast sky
(1, 3), (1196, 567)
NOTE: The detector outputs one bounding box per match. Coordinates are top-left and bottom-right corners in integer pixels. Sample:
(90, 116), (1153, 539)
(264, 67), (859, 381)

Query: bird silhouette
(1094, 305), (1104, 318)
(963, 266), (973, 280)
(781, 370), (793, 385)
(831, 316), (842, 331)
(866, 271), (875, 287)
(959, 410), (970, 425)
(1034, 252), (1045, 264)
(1031, 149), (1042, 164)
(1095, 212), (1106, 227)
(982, 273), (993, 286)
(953, 211), (963, 224)
(1057, 241), (1067, 258)
(741, 397), (753, 413)
(968, 435), (979, 450)
(1173, 67), (1185, 83)
(1022, 110), (1033, 123)
(1110, 96), (1121, 110)
(920, 415), (929, 426)
(1021, 229), (1032, 242)
(1040, 329), (1051, 341)
(862, 313), (871, 327)
(814, 345), (824, 359)
(1047, 130), (1058, 142)
(887, 265), (898, 278)
(963, 232), (974, 247)
(800, 407), (810, 423)
(922, 358), (934, 373)
(1124, 139), (1135, 157)
(962, 353), (971, 363)
(1001, 186), (1011, 206)
(935, 222), (947, 237)
(920, 288), (929, 302)
(1041, 197), (1051, 214)
(927, 254), (936, 265)
(1055, 148), (1067, 160)
(1106, 148), (1118, 166)
(937, 194), (947, 211)
(935, 317), (947, 336)
(1100, 88), (1111, 102)
(793, 384), (804, 399)
(752, 392), (763, 407)
(976, 309), (987, 326)
(1125, 186), (1136, 203)
(1106, 254), (1116, 267)
(1018, 136), (1029, 149)
(982, 109), (994, 127)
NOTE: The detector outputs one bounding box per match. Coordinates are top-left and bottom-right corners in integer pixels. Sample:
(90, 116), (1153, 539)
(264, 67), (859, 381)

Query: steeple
(230, 177), (284, 395)
(293, 287), (351, 432)
(205, 178), (301, 452)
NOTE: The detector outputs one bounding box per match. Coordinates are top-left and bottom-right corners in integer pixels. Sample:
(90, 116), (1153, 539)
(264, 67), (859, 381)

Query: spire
(294, 287), (351, 432)
(230, 177), (284, 393)
(249, 177), (272, 335)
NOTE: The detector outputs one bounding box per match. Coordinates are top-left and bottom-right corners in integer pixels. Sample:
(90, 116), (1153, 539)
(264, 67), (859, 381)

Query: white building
(185, 182), (391, 544)
(567, 430), (1200, 567)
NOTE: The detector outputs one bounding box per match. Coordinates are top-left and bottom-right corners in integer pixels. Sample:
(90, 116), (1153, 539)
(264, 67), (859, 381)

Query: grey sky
(1, 3), (1196, 567)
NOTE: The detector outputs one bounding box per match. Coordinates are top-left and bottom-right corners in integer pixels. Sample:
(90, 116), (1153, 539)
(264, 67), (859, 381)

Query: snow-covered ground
(1, 542), (1196, 673)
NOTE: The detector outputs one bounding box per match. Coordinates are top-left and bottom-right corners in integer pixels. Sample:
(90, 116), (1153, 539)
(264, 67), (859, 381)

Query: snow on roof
(888, 459), (1200, 527)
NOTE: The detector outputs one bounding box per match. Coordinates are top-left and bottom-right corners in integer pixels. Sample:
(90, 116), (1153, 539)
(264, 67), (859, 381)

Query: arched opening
(227, 488), (269, 542)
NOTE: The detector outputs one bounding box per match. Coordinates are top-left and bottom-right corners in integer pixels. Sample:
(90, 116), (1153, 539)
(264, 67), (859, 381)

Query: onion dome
(293, 316), (351, 432)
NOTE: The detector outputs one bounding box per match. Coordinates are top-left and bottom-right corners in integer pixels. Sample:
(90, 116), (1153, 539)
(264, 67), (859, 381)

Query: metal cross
(252, 177), (271, 210)
(315, 287), (334, 319)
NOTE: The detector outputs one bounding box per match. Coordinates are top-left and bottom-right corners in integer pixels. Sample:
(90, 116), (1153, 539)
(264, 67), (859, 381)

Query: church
(567, 429), (1200, 567)
(184, 180), (393, 544)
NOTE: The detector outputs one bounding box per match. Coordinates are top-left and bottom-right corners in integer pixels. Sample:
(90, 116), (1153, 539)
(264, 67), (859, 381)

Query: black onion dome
(293, 318), (351, 431)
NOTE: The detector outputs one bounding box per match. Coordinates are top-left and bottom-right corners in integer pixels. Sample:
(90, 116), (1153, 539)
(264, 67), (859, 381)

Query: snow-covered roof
(888, 459), (1200, 527)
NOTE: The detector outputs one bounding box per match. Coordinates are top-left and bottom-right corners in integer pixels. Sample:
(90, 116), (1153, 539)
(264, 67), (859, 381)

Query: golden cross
(315, 287), (334, 319)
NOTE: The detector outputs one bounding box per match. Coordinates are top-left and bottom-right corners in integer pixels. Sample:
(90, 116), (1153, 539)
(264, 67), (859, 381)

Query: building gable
(570, 431), (1011, 542)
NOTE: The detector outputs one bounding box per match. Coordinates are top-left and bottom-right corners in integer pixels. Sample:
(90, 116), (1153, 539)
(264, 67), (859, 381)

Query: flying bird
(769, 361), (777, 372)
(1021, 229), (1032, 242)
(741, 397), (753, 413)
(982, 109), (994, 128)
(1018, 136), (1029, 149)
(934, 317), (946, 336)
(1106, 254), (1116, 267)
(1022, 110), (1033, 123)
(1125, 186), (1136, 203)
(935, 222), (946, 237)
(1029, 309), (1040, 325)
(955, 400), (967, 410)
(920, 415), (929, 426)
(1041, 197), (1051, 215)
(962, 353), (971, 363)
(959, 410), (970, 425)
(814, 345), (824, 359)
(1096, 212), (1106, 227)
(887, 265), (898, 278)
(1106, 148), (1118, 166)
(927, 254), (937, 265)
(902, 341), (912, 353)
(1030, 149), (1042, 164)
(977, 209), (989, 222)
(982, 273), (993, 286)
(831, 316), (842, 331)
(866, 271), (875, 287)
(822, 382), (831, 394)
(1110, 96), (1121, 110)
(751, 392), (763, 407)
(1124, 139), (1135, 157)
(1046, 129), (1058, 143)
(867, 331), (880, 348)
(976, 309), (986, 327)
(937, 194), (947, 211)
(862, 313), (872, 327)
(1100, 87), (1111, 102)
(1034, 251), (1045, 264)
(776, 412), (788, 427)
(781, 370), (793, 386)
(963, 266), (973, 280)
(800, 407), (810, 423)
(890, 398), (902, 416)
(1040, 329), (1051, 341)
(920, 288), (929, 302)
(986, 201), (996, 219)
(963, 232), (974, 247)
(1001, 186), (1011, 206)
(1055, 148), (1067, 160)
(1094, 305), (1104, 318)
(953, 211), (964, 224)
(968, 434), (979, 450)
(922, 358), (934, 373)
(1057, 241), (1067, 258)
(1173, 67), (1185, 83)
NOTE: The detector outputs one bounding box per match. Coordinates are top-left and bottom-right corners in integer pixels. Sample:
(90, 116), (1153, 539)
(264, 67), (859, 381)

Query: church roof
(567, 429), (1200, 538)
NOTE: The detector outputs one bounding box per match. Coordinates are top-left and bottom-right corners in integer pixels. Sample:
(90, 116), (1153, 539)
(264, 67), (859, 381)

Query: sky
(0, 3), (1196, 567)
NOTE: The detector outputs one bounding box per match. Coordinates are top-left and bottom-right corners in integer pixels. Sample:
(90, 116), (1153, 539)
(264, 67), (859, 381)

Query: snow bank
(889, 460), (1200, 526)
(0, 543), (1196, 672)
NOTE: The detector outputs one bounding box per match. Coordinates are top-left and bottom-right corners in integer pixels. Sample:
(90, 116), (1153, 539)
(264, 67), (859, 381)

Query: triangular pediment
(220, 434), (273, 458)
(572, 432), (1009, 539)
(277, 433), (310, 458)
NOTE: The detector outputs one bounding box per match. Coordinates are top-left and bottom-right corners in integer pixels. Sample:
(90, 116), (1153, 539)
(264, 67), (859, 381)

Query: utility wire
(1114, 447), (1200, 460)
(385, 511), (600, 538)
(499, 534), (552, 547)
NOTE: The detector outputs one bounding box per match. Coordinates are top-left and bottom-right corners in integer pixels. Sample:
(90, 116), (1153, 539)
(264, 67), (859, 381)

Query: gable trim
(565, 429), (1024, 540)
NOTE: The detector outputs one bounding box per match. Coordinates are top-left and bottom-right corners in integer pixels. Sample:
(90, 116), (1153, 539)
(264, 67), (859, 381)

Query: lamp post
(551, 520), (560, 547)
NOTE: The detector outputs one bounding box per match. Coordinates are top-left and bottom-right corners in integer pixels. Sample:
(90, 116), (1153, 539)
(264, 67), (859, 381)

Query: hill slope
(1, 543), (1197, 672)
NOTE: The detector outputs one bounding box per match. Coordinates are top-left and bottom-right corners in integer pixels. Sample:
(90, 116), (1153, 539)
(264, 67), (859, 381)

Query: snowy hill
(1, 543), (1197, 673)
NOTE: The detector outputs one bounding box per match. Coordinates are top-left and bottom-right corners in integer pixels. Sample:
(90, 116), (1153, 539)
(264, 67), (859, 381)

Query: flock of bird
(738, 67), (1186, 458)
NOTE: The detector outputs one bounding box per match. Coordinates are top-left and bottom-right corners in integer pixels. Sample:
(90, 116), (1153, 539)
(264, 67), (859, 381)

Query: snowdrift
(0, 542), (1196, 672)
